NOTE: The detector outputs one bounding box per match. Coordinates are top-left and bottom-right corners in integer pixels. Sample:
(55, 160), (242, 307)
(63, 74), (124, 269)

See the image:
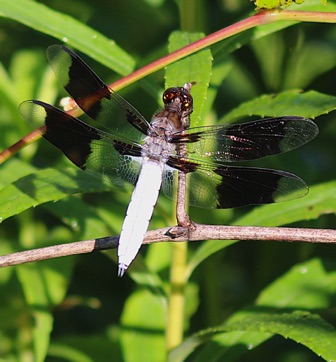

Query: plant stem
(166, 242), (187, 351)
(0, 128), (41, 164)
(109, 10), (336, 92)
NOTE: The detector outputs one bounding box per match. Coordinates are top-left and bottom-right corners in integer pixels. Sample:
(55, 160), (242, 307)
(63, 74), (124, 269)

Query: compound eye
(162, 87), (179, 105)
(182, 94), (193, 112)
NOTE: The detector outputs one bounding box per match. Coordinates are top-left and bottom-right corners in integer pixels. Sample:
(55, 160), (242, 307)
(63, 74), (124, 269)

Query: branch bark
(1, 224), (335, 268)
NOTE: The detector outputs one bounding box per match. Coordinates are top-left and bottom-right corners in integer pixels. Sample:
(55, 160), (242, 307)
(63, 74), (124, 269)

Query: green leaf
(253, 0), (305, 9)
(0, 168), (112, 222)
(146, 242), (172, 273)
(257, 258), (336, 309)
(44, 197), (117, 240)
(170, 311), (336, 361)
(222, 90), (336, 122)
(228, 311), (336, 360)
(283, 41), (336, 89)
(251, 29), (336, 90)
(16, 255), (73, 362)
(291, 0), (328, 9)
(236, 180), (336, 226)
(186, 240), (237, 279)
(125, 255), (168, 298)
(48, 343), (94, 362)
(53, 325), (125, 361)
(0, 61), (20, 116)
(252, 0), (329, 9)
(166, 31), (213, 126)
(0, 158), (37, 188)
(0, 0), (135, 75)
(49, 336), (119, 362)
(120, 289), (166, 362)
(174, 258), (336, 361)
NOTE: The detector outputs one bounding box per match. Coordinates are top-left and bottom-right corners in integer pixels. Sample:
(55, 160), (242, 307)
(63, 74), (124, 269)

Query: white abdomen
(118, 159), (164, 276)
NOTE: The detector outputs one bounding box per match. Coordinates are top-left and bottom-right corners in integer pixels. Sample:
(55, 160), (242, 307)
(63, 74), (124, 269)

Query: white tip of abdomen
(118, 263), (128, 277)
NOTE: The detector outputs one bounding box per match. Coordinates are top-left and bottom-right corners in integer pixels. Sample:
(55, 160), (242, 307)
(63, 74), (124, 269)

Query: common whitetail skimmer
(19, 45), (318, 276)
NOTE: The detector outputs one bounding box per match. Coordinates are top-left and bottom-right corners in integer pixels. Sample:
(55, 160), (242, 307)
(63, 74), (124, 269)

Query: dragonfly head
(162, 85), (194, 117)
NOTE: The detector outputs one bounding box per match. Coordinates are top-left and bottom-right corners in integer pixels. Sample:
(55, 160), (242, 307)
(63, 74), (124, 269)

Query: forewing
(173, 117), (318, 163)
(20, 100), (142, 185)
(46, 45), (149, 142)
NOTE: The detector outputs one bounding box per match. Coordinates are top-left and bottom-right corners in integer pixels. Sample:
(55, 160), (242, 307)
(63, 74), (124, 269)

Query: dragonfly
(19, 45), (318, 276)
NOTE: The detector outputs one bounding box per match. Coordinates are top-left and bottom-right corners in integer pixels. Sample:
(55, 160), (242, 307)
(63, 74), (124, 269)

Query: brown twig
(0, 224), (335, 268)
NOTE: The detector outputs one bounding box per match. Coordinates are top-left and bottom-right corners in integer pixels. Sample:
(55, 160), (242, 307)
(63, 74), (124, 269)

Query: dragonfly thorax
(142, 133), (176, 163)
(149, 110), (184, 137)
